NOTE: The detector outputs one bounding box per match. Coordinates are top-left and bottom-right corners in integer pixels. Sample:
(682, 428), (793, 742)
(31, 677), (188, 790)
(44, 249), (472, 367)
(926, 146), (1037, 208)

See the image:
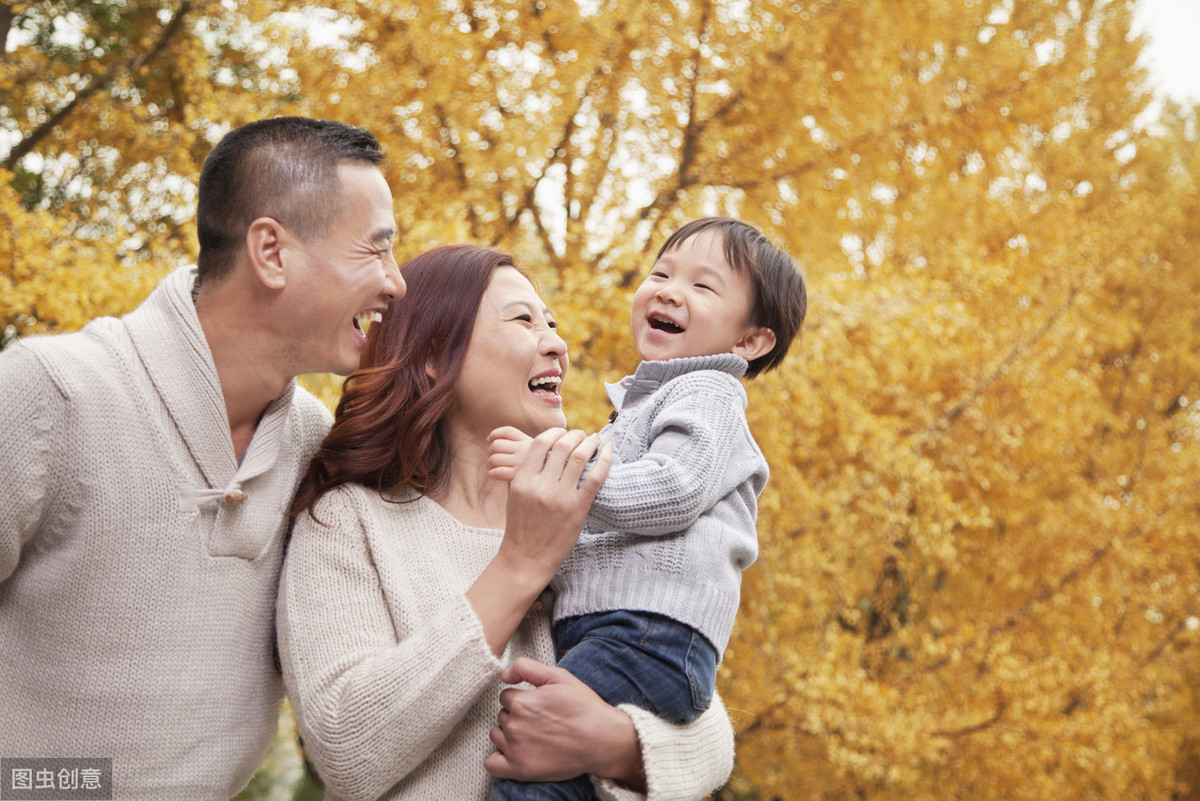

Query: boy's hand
(488, 426), (535, 482)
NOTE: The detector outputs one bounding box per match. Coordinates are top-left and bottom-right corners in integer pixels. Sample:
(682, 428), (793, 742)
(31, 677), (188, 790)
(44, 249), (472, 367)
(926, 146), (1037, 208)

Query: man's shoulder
(284, 385), (334, 456)
(2, 319), (130, 395)
(289, 384), (334, 423)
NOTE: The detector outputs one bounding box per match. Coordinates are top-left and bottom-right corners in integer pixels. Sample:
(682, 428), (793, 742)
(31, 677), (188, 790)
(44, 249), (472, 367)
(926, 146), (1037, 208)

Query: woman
(277, 245), (734, 801)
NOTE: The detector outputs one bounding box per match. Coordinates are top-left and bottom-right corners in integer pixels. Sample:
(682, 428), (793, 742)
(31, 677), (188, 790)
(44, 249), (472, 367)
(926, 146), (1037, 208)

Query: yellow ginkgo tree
(6, 1), (1199, 798)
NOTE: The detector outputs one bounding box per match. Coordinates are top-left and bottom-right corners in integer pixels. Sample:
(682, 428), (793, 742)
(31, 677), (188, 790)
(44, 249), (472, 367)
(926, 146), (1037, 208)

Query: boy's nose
(655, 284), (681, 304)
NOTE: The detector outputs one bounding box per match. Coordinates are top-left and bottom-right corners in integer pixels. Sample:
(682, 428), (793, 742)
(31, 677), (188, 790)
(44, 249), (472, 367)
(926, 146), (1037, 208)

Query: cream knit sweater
(277, 487), (735, 801)
(0, 266), (332, 799)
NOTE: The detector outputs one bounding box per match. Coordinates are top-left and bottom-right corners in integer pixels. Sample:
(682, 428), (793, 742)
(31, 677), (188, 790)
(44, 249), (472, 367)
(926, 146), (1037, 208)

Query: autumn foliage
(4, 1), (1199, 798)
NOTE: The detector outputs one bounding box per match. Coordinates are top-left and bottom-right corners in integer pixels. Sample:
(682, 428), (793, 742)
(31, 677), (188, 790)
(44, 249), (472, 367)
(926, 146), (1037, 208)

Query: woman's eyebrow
(500, 299), (553, 317)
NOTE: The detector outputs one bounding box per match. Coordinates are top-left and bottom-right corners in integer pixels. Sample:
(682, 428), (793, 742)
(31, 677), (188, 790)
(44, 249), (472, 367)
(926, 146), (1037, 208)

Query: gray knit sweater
(0, 266), (331, 800)
(551, 354), (767, 654)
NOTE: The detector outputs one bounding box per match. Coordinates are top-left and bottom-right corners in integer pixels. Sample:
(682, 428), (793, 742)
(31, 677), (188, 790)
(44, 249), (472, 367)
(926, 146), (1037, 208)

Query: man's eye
(515, 314), (533, 323)
(547, 320), (558, 330)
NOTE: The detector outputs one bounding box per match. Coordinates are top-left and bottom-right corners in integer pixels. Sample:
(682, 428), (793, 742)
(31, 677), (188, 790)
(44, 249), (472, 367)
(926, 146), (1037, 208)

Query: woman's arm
(486, 658), (735, 801)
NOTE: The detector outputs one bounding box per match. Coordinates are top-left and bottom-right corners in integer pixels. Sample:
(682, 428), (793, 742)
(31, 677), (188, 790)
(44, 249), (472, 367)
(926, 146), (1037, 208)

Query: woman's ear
(732, 326), (776, 363)
(245, 217), (289, 290)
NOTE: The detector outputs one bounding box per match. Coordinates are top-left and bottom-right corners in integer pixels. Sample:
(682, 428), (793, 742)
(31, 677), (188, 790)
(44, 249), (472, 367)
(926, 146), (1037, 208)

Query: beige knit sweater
(0, 266), (332, 799)
(277, 487), (735, 801)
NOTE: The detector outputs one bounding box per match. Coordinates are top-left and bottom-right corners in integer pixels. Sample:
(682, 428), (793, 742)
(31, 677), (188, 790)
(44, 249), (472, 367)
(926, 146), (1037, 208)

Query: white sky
(1133, 0), (1200, 102)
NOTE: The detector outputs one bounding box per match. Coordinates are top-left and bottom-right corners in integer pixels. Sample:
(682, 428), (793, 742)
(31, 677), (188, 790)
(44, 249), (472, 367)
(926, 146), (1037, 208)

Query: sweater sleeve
(0, 344), (66, 583)
(276, 491), (503, 801)
(589, 376), (751, 536)
(593, 691), (736, 801)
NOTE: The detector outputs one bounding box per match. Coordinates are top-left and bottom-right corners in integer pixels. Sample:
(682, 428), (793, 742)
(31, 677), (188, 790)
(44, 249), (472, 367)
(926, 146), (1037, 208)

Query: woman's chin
(535, 410), (568, 433)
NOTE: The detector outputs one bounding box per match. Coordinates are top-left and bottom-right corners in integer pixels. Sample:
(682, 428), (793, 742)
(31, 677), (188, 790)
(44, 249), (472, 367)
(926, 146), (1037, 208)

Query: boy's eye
(696, 283), (713, 292)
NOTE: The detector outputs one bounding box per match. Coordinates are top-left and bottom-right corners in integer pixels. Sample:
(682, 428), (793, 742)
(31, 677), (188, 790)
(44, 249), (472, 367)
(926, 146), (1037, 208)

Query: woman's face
(451, 267), (569, 437)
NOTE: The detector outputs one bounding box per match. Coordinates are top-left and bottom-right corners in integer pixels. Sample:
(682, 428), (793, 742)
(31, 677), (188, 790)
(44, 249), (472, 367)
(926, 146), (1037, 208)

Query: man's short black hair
(196, 117), (384, 285)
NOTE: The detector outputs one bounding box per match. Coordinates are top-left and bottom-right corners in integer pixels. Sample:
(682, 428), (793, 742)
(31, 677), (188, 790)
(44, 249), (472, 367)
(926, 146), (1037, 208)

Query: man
(0, 118), (404, 799)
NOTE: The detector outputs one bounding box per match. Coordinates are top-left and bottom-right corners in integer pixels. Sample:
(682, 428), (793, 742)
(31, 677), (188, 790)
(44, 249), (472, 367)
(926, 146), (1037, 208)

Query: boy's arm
(589, 377), (760, 536)
(489, 372), (765, 539)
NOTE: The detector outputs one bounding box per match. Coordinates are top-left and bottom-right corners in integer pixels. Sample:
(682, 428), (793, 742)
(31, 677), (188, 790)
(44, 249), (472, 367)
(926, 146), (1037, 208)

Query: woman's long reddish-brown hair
(290, 244), (525, 520)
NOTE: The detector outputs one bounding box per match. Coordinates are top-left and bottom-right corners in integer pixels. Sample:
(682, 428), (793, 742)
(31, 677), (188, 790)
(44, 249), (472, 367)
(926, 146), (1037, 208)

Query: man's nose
(384, 259), (406, 300)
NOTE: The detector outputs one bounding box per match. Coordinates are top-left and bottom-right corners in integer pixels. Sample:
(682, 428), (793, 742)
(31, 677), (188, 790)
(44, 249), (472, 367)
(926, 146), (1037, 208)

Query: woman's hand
(485, 657), (646, 790)
(493, 427), (611, 583)
(467, 429), (611, 656)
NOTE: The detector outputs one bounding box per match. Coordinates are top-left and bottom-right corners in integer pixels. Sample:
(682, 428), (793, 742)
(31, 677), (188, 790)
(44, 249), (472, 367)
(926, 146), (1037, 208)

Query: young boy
(489, 217), (807, 800)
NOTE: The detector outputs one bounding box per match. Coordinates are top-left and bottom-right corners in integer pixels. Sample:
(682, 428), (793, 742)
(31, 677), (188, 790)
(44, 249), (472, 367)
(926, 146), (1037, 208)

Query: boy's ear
(732, 326), (776, 363)
(245, 217), (289, 290)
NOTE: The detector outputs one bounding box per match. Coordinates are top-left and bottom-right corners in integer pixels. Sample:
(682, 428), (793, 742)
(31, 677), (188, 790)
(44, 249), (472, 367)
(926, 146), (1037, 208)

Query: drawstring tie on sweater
(179, 482), (247, 512)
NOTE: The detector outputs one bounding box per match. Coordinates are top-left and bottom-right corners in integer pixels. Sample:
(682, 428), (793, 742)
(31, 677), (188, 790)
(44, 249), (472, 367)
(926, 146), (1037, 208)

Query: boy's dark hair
(657, 217), (807, 378)
(196, 117), (385, 286)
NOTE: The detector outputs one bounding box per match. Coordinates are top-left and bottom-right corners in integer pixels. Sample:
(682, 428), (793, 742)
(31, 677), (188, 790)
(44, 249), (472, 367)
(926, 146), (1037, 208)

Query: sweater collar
(123, 266), (296, 507)
(606, 353), (747, 408)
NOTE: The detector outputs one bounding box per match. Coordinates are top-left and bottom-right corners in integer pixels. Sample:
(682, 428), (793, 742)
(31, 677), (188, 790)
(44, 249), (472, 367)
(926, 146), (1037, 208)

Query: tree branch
(916, 246), (1132, 451)
(3, 0), (194, 171)
(932, 694), (1007, 738)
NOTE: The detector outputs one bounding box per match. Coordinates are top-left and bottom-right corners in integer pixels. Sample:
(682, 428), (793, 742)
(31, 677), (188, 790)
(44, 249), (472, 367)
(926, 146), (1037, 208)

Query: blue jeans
(490, 610), (718, 801)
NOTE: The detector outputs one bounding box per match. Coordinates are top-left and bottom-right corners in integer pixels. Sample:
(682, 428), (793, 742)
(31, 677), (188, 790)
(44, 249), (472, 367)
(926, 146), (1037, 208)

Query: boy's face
(630, 229), (772, 364)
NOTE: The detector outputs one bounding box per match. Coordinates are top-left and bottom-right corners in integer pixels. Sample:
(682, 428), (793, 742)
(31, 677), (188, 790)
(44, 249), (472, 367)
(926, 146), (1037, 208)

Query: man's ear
(732, 326), (776, 363)
(245, 217), (289, 290)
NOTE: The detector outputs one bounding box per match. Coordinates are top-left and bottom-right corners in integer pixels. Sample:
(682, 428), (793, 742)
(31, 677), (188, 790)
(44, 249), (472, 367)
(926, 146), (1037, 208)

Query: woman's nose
(541, 328), (567, 356)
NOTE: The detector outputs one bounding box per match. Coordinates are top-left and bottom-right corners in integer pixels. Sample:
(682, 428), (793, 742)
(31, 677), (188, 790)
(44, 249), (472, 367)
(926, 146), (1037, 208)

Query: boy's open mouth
(649, 315), (684, 334)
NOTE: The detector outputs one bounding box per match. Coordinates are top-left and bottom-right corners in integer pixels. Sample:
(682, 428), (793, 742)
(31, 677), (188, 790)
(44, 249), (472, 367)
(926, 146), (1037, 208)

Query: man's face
(285, 163), (405, 376)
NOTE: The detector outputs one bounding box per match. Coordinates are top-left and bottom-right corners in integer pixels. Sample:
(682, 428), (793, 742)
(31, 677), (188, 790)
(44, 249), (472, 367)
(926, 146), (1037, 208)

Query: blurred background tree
(4, 1), (1198, 798)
